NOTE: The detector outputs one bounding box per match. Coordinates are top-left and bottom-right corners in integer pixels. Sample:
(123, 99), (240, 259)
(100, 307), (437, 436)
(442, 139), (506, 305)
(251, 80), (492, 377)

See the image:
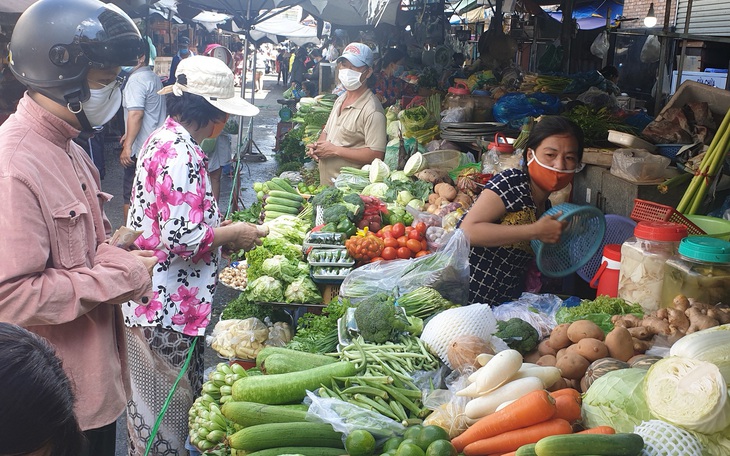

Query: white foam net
(635, 420), (704, 456)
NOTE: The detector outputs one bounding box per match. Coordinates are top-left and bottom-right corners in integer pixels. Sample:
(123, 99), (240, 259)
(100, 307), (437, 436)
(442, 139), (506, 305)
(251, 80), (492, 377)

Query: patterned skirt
(125, 326), (204, 456)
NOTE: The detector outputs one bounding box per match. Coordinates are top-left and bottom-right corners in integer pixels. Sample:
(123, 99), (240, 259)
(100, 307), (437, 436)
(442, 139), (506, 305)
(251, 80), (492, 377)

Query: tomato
(382, 247), (397, 260)
(405, 226), (413, 234)
(406, 238), (422, 254)
(421, 239), (428, 251)
(370, 257), (385, 263)
(391, 222), (406, 239)
(415, 221), (428, 235)
(383, 237), (399, 249)
(397, 236), (408, 248)
(415, 250), (431, 258)
(397, 246), (412, 259)
(408, 229), (422, 241)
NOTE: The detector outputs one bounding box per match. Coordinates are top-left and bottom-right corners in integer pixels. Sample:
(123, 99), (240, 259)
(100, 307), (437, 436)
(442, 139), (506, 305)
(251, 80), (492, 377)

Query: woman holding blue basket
(459, 116), (585, 306)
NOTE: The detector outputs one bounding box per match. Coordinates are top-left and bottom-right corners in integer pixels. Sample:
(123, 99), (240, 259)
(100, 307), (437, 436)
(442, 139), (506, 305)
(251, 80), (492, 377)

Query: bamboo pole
(687, 122), (730, 214)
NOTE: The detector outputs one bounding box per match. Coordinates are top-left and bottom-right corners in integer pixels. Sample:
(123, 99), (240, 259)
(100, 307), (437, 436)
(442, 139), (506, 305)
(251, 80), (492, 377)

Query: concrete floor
(106, 73), (285, 455)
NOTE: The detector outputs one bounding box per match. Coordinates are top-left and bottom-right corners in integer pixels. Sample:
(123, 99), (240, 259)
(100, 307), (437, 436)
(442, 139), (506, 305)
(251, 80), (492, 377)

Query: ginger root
(686, 307), (719, 334)
(667, 308), (690, 334)
(640, 316), (671, 336)
(632, 337), (652, 354)
(673, 294), (690, 312)
(611, 314), (642, 329)
(706, 307), (730, 325)
(628, 326), (652, 340)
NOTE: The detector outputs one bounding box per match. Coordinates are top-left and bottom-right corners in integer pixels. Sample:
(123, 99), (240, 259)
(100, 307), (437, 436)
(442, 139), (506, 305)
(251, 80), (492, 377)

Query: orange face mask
(209, 114), (229, 139)
(527, 150), (581, 193)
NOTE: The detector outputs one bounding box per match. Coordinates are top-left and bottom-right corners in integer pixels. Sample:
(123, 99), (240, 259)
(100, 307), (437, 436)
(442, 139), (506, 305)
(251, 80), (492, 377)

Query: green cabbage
(369, 158), (390, 183)
(362, 183), (389, 199)
(670, 324), (730, 383)
(245, 276), (284, 303)
(284, 276), (322, 304)
(582, 368), (653, 432)
(261, 255), (301, 283)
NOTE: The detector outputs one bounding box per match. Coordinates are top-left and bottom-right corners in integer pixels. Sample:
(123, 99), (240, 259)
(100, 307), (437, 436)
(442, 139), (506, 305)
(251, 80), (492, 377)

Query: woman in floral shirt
(123, 55), (263, 455)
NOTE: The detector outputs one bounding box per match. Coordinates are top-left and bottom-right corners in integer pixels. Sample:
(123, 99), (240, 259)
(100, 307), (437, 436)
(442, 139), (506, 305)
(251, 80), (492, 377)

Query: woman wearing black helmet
(0, 1), (158, 454)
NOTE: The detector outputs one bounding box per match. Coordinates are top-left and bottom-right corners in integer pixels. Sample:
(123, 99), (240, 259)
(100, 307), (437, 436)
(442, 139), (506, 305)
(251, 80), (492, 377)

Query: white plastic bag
(640, 35), (661, 63)
(590, 31), (609, 59)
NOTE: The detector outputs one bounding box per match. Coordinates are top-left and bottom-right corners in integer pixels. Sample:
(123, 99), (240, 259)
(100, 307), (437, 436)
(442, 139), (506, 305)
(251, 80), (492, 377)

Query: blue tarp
(547, 0), (623, 30)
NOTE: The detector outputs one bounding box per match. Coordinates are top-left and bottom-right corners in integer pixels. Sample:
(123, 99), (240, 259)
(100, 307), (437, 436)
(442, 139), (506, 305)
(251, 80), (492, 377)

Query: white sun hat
(159, 55), (259, 117)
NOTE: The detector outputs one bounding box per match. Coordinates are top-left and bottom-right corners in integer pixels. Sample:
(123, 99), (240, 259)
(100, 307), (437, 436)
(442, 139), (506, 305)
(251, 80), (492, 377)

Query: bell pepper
(336, 219), (356, 238)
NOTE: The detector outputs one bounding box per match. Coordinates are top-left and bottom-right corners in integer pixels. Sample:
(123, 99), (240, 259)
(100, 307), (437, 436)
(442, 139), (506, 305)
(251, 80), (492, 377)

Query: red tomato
(406, 238), (422, 254)
(420, 239), (428, 251)
(370, 257), (385, 263)
(397, 236), (408, 248)
(408, 229), (421, 241)
(415, 250), (431, 258)
(381, 247), (397, 261)
(397, 246), (412, 259)
(405, 226), (413, 234)
(415, 222), (427, 235)
(391, 222), (406, 239)
(383, 237), (399, 249)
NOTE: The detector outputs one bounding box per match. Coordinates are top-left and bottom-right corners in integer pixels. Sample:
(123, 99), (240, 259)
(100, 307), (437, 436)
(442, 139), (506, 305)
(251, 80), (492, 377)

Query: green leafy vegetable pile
(555, 296), (644, 333)
(287, 298), (349, 353)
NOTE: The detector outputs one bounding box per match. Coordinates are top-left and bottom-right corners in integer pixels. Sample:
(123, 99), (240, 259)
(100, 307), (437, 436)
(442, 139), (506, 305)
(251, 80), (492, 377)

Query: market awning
(0, 0), (36, 13)
(545, 0), (623, 30)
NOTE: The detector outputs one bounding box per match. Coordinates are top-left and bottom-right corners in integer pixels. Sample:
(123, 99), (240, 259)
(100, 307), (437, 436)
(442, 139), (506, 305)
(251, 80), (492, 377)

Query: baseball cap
(158, 55), (259, 117)
(337, 42), (373, 68)
(179, 36), (190, 46)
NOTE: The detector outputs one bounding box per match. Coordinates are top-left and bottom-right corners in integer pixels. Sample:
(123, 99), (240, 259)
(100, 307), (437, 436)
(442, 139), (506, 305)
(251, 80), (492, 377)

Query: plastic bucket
(589, 244), (622, 297)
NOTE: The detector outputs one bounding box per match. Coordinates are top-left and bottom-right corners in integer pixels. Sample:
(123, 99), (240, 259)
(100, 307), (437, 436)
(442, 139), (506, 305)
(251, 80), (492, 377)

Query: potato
(434, 182), (457, 201)
(523, 349), (541, 364)
(604, 326), (635, 362)
(556, 353), (591, 380)
(556, 348), (567, 360)
(567, 320), (604, 343)
(549, 323), (572, 349)
(537, 339), (557, 357)
(564, 344), (581, 356)
(536, 354), (557, 367)
(575, 338), (609, 362)
(428, 193), (440, 205)
(547, 377), (569, 392)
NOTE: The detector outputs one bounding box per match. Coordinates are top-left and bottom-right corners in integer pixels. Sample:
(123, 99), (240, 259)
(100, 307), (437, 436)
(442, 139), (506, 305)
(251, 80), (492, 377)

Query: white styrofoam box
(671, 70), (729, 95)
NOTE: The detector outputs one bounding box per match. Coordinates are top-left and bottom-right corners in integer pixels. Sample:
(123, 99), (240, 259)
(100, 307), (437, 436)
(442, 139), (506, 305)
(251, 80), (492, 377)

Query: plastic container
(684, 215), (730, 241)
(589, 244), (622, 297)
(444, 82), (474, 122)
(472, 90), (494, 122)
(481, 133), (518, 174)
(607, 130), (657, 152)
(618, 221), (688, 312)
(662, 236), (730, 307)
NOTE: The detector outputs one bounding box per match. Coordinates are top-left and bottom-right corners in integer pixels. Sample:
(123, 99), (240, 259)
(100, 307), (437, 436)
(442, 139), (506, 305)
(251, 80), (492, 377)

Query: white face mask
(338, 68), (363, 91)
(83, 81), (122, 128)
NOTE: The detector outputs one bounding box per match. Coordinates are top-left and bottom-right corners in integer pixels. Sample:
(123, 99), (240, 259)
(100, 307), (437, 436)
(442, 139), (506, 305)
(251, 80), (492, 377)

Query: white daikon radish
(509, 365), (562, 388)
(464, 376), (545, 419)
(475, 349), (523, 394)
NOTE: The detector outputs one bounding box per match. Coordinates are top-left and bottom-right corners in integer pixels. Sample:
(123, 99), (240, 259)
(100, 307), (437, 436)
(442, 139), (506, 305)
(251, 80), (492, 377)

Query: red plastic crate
(630, 199), (706, 235)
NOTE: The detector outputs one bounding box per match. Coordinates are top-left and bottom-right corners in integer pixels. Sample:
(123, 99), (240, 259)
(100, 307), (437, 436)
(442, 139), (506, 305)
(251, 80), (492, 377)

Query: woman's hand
(129, 250), (158, 277)
(533, 211), (567, 244)
(226, 222), (268, 252)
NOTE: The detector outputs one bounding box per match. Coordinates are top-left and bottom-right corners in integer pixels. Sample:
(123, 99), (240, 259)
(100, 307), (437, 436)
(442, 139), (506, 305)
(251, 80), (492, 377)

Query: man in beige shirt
(307, 42), (387, 185)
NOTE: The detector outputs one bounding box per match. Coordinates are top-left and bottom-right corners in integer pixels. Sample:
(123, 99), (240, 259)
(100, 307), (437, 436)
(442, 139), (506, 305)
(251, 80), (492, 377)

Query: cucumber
(262, 353), (338, 374)
(246, 447), (346, 456)
(272, 177), (296, 193)
(265, 180), (286, 192)
(516, 443), (537, 456)
(232, 361), (357, 404)
(227, 422), (344, 451)
(265, 197), (303, 209)
(269, 190), (304, 202)
(255, 346), (337, 369)
(534, 433), (644, 456)
(264, 203), (300, 215)
(221, 401), (308, 427)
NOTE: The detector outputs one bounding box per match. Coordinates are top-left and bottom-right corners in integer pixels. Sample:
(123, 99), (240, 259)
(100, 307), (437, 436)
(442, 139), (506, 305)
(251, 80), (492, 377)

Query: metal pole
(653, 0), (675, 115)
(676, 0), (694, 87)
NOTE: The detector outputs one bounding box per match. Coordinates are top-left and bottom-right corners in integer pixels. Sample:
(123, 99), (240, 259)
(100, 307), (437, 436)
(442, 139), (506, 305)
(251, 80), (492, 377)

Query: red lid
(634, 221), (688, 241)
(603, 244), (622, 262)
(448, 82), (470, 95)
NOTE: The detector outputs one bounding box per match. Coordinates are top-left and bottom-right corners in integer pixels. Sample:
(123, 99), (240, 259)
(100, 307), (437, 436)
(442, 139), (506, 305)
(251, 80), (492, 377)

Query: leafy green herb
(287, 297), (349, 353)
(563, 105), (637, 147)
(555, 296), (644, 333)
(383, 177), (432, 203)
(221, 293), (291, 322)
(230, 200), (263, 224)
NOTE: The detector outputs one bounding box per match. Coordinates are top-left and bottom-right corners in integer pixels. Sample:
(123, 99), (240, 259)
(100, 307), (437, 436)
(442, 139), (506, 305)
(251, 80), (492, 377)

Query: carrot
(549, 388), (581, 404)
(577, 425), (616, 435)
(451, 390), (557, 452)
(463, 418), (573, 456)
(552, 394), (582, 423)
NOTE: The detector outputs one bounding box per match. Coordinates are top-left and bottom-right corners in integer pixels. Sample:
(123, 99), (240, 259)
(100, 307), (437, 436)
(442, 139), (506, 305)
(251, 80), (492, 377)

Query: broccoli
(495, 318), (539, 354)
(353, 293), (405, 344)
(322, 204), (351, 224)
(342, 193), (365, 222)
(311, 186), (343, 207)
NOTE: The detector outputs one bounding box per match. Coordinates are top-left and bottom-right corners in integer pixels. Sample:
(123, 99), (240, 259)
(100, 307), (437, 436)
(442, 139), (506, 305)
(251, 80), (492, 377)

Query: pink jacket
(0, 94), (152, 430)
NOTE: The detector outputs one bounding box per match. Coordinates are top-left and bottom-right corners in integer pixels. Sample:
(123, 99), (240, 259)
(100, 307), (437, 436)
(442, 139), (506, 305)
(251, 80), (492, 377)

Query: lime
(345, 429), (376, 456)
(383, 436), (404, 452)
(396, 442), (426, 456)
(414, 425), (450, 451)
(403, 425), (423, 442)
(425, 440), (457, 456)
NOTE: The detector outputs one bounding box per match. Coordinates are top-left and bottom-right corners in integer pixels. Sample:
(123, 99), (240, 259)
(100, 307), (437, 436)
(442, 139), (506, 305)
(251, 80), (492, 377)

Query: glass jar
(662, 236), (730, 307)
(444, 82), (474, 122)
(480, 133), (517, 174)
(618, 221), (688, 312)
(472, 90), (494, 122)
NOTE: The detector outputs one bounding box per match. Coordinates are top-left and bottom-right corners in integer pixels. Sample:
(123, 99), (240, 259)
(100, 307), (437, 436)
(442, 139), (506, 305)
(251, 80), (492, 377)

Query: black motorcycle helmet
(9, 0), (143, 117)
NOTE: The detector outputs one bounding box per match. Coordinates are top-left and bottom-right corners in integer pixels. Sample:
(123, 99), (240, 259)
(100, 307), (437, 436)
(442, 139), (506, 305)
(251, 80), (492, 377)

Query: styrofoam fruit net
(634, 420), (703, 456)
(419, 304), (497, 368)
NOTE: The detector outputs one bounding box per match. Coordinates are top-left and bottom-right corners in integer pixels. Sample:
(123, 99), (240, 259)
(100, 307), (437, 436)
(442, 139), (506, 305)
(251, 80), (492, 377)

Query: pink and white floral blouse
(123, 117), (219, 336)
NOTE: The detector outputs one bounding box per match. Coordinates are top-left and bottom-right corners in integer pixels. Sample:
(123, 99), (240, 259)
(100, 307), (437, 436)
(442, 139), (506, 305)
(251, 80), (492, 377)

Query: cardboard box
(676, 55), (702, 72)
(660, 80), (730, 126)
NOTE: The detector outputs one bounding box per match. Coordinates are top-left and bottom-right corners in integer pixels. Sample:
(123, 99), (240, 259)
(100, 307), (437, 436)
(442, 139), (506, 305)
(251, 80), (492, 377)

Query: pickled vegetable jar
(618, 221), (687, 312)
(472, 90), (494, 122)
(662, 236), (730, 307)
(444, 82), (474, 122)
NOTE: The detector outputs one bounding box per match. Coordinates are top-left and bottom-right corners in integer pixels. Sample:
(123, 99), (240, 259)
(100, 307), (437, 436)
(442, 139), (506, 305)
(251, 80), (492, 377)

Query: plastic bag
(491, 292), (563, 339)
(333, 172), (370, 192)
(422, 369), (472, 438)
(305, 391), (404, 444)
(610, 148), (670, 183)
(340, 229), (471, 305)
(577, 86), (618, 110)
(441, 107), (469, 123)
(493, 93), (561, 128)
(640, 35), (661, 63)
(207, 317), (270, 360)
(590, 30), (610, 59)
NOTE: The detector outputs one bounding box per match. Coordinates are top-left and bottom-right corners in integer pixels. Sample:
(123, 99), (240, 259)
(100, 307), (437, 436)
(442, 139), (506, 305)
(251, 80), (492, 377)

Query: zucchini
(246, 447), (345, 456)
(226, 422), (344, 451)
(221, 401), (308, 427)
(265, 180), (286, 192)
(534, 433), (644, 456)
(268, 190), (304, 202)
(516, 443), (537, 456)
(265, 197), (303, 209)
(262, 353), (337, 374)
(272, 177), (296, 193)
(256, 346), (337, 369)
(232, 361), (357, 404)
(264, 203), (300, 215)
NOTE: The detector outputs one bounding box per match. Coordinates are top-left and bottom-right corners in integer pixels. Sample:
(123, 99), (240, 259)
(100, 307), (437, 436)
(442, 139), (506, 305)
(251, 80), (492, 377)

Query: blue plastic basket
(655, 144), (684, 161)
(531, 203), (606, 278)
(576, 214), (637, 283)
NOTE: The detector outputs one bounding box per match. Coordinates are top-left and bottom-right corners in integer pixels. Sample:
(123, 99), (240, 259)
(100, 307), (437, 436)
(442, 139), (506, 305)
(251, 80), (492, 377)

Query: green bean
(353, 394), (399, 420)
(341, 385), (389, 399)
(389, 399), (408, 422)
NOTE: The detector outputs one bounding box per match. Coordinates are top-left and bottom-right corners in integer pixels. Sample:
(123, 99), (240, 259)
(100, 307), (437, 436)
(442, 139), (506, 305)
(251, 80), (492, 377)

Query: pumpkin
(581, 357), (630, 392)
(628, 354), (663, 370)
